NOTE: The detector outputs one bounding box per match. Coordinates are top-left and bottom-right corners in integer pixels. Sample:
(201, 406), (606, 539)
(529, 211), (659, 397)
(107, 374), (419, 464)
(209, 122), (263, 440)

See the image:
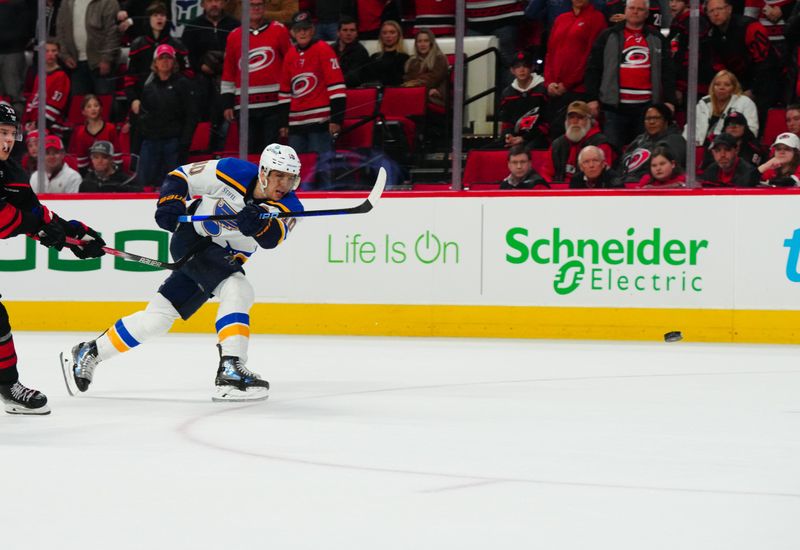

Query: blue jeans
(70, 61), (116, 95)
(290, 127), (334, 189)
(138, 137), (180, 189)
(315, 22), (338, 42)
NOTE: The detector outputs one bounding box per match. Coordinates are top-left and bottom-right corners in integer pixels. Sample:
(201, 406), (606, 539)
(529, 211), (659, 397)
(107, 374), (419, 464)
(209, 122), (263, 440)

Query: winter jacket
(700, 158), (760, 187)
(569, 167), (623, 188)
(56, 0), (121, 70)
(500, 169), (547, 189)
(335, 40), (370, 88)
(545, 4), (607, 93)
(620, 125), (687, 183)
(551, 124), (614, 182)
(136, 73), (197, 148)
(688, 93), (759, 145)
(584, 22), (676, 108)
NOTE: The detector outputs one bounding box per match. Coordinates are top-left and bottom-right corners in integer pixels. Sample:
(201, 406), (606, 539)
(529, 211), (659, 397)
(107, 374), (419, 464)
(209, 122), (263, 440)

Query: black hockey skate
(59, 341), (100, 396)
(0, 381), (50, 415)
(213, 355), (269, 402)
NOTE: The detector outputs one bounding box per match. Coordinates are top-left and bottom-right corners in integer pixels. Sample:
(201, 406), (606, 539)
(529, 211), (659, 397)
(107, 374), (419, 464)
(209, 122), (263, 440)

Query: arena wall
(4, 190), (800, 343)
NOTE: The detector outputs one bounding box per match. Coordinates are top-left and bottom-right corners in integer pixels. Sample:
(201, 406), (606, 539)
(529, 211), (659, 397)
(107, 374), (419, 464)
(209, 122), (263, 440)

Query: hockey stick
(30, 234), (210, 271)
(177, 166), (387, 223)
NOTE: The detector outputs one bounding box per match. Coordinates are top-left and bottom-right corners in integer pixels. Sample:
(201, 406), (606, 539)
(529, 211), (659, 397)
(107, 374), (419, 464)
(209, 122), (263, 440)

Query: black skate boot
(0, 381), (51, 415)
(213, 355), (269, 402)
(59, 341), (100, 396)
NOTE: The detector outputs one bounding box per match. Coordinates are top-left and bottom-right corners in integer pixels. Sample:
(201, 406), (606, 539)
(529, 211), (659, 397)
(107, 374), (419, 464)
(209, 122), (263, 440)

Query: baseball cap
(290, 10), (314, 30)
(566, 101), (592, 118)
(772, 132), (800, 150)
(511, 50), (533, 68)
(25, 129), (43, 143)
(154, 44), (176, 59)
(710, 132), (737, 149)
(723, 111), (747, 128)
(44, 135), (64, 151)
(89, 140), (114, 156)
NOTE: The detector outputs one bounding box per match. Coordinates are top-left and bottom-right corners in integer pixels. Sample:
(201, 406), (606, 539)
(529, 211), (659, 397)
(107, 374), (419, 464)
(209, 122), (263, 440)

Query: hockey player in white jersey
(60, 144), (303, 402)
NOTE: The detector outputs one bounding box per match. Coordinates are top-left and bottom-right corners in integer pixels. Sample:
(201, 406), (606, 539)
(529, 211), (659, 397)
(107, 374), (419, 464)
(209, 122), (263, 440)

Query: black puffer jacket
(136, 73), (197, 148)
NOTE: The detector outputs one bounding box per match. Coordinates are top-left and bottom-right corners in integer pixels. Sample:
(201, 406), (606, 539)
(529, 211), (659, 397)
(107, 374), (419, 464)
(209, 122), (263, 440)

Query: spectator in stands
(80, 140), (140, 192)
(56, 0), (121, 95)
(700, 110), (766, 168)
(132, 44), (196, 188)
(757, 132), (800, 186)
(700, 132), (760, 186)
(500, 50), (550, 150)
(637, 145), (687, 187)
(569, 145), (623, 188)
(605, 0), (663, 27)
(543, 0), (607, 138)
(620, 103), (686, 184)
(221, 0), (290, 153)
(30, 135), (82, 193)
(314, 0), (355, 41)
(584, 0), (676, 151)
(412, 0), (456, 37)
(23, 38), (71, 139)
(0, 0), (36, 118)
(69, 94), (121, 173)
(364, 20), (409, 86)
(117, 0), (173, 40)
(403, 29), (449, 108)
(125, 2), (191, 99)
(743, 0), (790, 58)
(179, 0), (239, 150)
(224, 0), (297, 24)
(21, 130), (44, 176)
(334, 16), (370, 88)
(786, 103), (800, 135)
(706, 0), (782, 121)
(466, 0), (525, 86)
(550, 100), (614, 182)
(500, 145), (548, 189)
(667, 0), (712, 107)
(278, 11), (345, 186)
(688, 69), (758, 145)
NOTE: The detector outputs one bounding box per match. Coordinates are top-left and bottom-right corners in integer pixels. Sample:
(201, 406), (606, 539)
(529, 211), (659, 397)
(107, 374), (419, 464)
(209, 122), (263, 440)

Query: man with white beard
(549, 100), (614, 182)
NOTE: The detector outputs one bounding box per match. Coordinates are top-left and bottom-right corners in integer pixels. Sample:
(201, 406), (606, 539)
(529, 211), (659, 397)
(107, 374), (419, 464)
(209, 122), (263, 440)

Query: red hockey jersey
(68, 122), (121, 171)
(279, 40), (346, 128)
(465, 0), (524, 24)
(221, 21), (291, 111)
(412, 0), (456, 36)
(24, 67), (70, 136)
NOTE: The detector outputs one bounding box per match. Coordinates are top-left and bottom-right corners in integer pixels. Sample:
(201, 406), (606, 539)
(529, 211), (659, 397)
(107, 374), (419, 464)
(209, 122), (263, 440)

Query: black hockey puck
(664, 331), (683, 343)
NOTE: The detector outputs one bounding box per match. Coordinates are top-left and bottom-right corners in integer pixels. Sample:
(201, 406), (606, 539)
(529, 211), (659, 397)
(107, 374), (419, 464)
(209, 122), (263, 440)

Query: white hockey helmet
(259, 143), (301, 191)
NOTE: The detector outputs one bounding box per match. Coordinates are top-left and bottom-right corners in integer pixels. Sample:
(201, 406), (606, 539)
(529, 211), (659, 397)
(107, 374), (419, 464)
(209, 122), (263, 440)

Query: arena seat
(462, 149), (507, 186)
(763, 108), (787, 147)
(379, 86), (427, 153)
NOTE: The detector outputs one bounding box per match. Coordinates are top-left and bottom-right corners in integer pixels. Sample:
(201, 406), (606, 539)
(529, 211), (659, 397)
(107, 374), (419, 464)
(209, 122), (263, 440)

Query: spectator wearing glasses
(620, 103), (686, 184)
(500, 145), (547, 189)
(221, 0), (291, 153)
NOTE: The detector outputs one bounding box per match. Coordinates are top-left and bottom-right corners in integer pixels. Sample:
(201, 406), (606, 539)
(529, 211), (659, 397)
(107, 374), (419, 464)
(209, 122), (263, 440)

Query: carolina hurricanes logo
(625, 148), (651, 171)
(247, 47), (276, 72)
(516, 107), (540, 132)
(622, 45), (650, 67)
(291, 72), (318, 98)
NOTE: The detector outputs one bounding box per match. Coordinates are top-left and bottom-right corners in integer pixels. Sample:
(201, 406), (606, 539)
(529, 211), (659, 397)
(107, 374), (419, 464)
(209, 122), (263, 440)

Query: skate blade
(59, 351), (79, 397)
(4, 402), (51, 415)
(212, 386), (269, 403)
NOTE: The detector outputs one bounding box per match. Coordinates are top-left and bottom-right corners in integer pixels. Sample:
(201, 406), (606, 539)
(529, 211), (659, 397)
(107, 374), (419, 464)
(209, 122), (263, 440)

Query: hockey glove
(236, 203), (270, 237)
(66, 221), (106, 259)
(155, 195), (186, 232)
(38, 219), (66, 250)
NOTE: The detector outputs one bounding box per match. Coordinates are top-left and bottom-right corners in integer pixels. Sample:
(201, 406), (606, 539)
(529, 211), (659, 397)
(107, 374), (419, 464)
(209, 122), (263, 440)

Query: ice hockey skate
(213, 355), (269, 402)
(59, 341), (100, 396)
(0, 381), (50, 415)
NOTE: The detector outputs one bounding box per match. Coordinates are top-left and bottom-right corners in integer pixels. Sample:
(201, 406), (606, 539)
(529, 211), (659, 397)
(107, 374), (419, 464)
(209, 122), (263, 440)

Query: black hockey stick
(31, 234), (210, 271)
(177, 166), (387, 223)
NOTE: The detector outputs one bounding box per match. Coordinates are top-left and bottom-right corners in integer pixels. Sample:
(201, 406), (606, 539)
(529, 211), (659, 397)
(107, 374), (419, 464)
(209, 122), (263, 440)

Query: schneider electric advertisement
(2, 194), (800, 311)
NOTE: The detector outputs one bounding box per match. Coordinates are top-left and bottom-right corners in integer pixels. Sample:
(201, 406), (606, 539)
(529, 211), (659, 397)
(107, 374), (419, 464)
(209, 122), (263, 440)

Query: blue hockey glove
(236, 204), (270, 237)
(155, 196), (186, 232)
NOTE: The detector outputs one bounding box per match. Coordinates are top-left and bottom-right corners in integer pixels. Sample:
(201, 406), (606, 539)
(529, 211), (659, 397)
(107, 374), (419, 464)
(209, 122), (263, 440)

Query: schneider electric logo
(506, 227), (708, 295)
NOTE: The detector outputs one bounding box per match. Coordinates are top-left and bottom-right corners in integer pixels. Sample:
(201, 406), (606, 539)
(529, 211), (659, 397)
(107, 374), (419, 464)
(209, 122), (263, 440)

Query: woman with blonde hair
(365, 20), (409, 86)
(687, 69), (758, 145)
(402, 29), (449, 107)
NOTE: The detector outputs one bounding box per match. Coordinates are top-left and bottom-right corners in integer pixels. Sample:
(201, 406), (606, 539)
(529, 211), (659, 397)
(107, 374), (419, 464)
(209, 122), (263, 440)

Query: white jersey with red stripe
(221, 21), (291, 111)
(278, 40), (346, 127)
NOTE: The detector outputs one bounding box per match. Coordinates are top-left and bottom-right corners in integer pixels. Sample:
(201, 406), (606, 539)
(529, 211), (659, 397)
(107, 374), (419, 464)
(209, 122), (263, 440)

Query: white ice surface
(1, 333), (799, 549)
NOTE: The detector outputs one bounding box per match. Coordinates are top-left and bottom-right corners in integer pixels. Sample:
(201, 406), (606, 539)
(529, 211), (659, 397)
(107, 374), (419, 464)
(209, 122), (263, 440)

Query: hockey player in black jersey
(0, 104), (106, 415)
